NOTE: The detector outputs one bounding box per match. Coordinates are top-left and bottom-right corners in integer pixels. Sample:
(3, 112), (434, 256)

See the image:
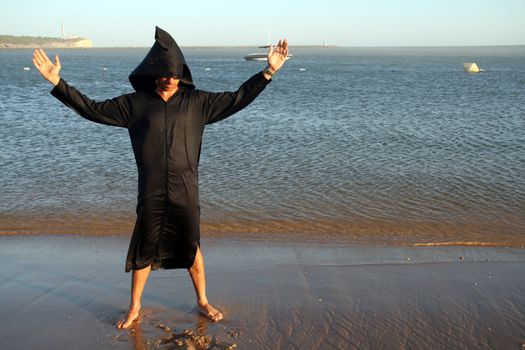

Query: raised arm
(264, 39), (289, 79)
(203, 39), (289, 124)
(33, 48), (62, 86)
(32, 48), (130, 127)
(202, 71), (271, 124)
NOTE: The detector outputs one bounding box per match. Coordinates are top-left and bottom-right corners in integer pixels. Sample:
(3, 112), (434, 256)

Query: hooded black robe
(50, 27), (271, 271)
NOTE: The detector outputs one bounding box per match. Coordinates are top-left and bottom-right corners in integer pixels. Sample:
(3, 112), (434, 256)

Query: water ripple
(1, 47), (524, 243)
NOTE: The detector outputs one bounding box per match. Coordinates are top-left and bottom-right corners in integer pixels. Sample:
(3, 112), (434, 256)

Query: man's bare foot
(116, 307), (140, 329)
(198, 303), (223, 322)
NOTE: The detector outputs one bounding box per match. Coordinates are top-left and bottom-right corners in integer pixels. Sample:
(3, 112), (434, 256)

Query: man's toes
(116, 320), (124, 329)
(208, 310), (222, 322)
(117, 318), (133, 329)
(199, 304), (223, 322)
(116, 311), (139, 329)
(211, 311), (223, 322)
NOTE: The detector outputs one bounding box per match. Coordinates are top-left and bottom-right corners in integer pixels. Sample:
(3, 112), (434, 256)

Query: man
(32, 26), (289, 329)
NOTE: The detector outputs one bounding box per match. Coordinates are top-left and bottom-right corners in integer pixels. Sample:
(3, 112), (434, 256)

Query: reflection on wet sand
(2, 236), (525, 349)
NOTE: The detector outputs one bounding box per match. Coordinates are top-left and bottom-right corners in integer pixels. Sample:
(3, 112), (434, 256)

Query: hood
(129, 26), (194, 92)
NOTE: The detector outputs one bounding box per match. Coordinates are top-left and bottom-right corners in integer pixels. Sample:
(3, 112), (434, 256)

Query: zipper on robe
(157, 101), (169, 269)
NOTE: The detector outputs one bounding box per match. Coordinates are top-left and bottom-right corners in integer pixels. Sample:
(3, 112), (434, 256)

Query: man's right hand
(32, 48), (61, 86)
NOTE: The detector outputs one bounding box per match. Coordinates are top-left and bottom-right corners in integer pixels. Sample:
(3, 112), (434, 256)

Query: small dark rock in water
(184, 328), (195, 337)
(227, 329), (241, 338)
(155, 323), (171, 332)
(459, 256), (464, 260)
(194, 334), (212, 348)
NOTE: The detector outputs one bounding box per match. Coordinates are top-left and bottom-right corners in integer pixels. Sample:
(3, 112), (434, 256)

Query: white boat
(244, 53), (269, 61)
(244, 45), (292, 61)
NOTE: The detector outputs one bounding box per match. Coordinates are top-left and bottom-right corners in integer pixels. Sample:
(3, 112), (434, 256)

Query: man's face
(156, 77), (180, 91)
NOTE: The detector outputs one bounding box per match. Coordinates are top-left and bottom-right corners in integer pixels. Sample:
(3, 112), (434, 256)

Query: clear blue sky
(2, 0), (524, 47)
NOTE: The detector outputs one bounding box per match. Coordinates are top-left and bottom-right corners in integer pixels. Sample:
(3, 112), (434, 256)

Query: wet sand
(1, 235), (524, 349)
(2, 212), (525, 248)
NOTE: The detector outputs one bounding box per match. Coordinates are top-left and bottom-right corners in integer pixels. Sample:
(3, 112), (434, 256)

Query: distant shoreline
(0, 35), (92, 49)
(2, 35), (524, 49)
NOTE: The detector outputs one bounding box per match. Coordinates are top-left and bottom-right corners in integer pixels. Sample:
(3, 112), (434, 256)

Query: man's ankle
(129, 303), (141, 311)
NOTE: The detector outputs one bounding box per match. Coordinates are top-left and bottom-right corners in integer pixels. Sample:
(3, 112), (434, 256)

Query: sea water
(1, 46), (524, 244)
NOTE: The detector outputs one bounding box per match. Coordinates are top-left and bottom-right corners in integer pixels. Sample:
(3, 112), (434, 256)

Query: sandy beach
(0, 235), (524, 350)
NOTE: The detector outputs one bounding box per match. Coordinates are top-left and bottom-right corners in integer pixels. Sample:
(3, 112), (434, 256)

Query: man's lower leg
(116, 264), (152, 329)
(189, 247), (223, 322)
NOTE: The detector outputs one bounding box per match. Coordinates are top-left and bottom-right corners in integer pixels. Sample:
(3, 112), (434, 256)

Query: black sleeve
(50, 78), (131, 128)
(202, 71), (271, 125)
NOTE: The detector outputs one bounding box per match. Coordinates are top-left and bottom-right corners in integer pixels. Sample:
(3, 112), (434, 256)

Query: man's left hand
(267, 39), (289, 73)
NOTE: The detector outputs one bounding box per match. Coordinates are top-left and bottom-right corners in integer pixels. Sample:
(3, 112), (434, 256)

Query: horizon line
(71, 43), (525, 49)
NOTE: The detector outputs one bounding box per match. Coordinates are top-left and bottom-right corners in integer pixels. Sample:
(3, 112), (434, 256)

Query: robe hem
(125, 246), (198, 273)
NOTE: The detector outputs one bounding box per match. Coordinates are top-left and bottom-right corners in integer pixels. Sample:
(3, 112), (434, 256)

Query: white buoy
(299, 68), (306, 71)
(102, 67), (108, 71)
(463, 62), (485, 73)
(23, 67), (30, 71)
(204, 67), (211, 71)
